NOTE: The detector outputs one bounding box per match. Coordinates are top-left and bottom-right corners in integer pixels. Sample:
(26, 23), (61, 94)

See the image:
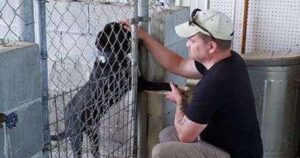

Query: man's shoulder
(231, 51), (247, 65)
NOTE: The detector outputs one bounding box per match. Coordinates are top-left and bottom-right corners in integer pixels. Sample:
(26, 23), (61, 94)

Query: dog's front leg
(68, 115), (83, 158)
(87, 127), (100, 158)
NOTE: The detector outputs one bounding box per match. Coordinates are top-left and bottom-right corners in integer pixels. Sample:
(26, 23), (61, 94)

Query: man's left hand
(166, 82), (188, 110)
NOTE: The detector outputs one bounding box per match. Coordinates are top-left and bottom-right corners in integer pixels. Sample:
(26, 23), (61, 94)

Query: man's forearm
(174, 105), (202, 143)
(141, 34), (185, 74)
(174, 105), (186, 135)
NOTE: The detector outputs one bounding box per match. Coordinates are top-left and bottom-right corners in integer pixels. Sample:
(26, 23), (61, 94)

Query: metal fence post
(136, 0), (149, 157)
(205, 0), (210, 9)
(131, 0), (139, 157)
(36, 0), (50, 157)
(17, 0), (35, 42)
(131, 0), (143, 157)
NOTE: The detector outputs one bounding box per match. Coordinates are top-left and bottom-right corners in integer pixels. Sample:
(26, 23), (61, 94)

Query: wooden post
(241, 0), (249, 54)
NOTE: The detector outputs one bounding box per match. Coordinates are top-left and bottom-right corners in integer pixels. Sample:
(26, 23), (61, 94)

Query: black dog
(51, 22), (175, 158)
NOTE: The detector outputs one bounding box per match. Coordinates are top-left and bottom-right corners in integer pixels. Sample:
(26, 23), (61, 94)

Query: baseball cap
(175, 9), (234, 40)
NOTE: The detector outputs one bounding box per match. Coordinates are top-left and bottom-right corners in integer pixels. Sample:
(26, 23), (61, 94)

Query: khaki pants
(152, 126), (230, 158)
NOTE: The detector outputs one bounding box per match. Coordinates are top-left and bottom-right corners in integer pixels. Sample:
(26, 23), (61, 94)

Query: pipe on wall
(241, 0), (249, 54)
(17, 0), (35, 42)
(231, 0), (237, 49)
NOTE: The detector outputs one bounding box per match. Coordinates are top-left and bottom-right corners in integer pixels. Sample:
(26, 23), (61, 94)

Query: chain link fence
(0, 0), (35, 46)
(45, 0), (138, 157)
(1, 0), (139, 157)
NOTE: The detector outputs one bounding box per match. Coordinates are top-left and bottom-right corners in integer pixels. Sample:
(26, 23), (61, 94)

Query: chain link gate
(1, 0), (139, 157)
(45, 0), (139, 158)
(45, 1), (180, 157)
(1, 0), (179, 157)
(0, 0), (174, 157)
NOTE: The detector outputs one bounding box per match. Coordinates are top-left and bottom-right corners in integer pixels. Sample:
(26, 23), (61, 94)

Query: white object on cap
(175, 10), (234, 40)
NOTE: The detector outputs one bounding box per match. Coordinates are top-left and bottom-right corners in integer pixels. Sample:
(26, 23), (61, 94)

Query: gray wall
(147, 7), (189, 156)
(0, 42), (43, 158)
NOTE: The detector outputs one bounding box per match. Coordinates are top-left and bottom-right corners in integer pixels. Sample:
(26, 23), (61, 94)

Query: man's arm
(141, 33), (201, 79)
(121, 21), (202, 79)
(174, 106), (207, 142)
(166, 82), (207, 142)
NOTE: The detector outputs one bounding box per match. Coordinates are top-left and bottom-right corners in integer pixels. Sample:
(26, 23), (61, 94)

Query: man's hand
(119, 20), (148, 40)
(165, 82), (188, 111)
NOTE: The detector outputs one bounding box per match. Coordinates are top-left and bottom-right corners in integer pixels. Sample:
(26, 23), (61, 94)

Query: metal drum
(242, 53), (300, 158)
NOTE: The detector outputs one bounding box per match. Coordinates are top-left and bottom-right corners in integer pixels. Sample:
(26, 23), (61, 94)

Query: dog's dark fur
(51, 22), (172, 158)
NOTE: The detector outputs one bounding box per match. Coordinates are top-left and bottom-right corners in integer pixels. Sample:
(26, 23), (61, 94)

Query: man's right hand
(119, 20), (148, 40)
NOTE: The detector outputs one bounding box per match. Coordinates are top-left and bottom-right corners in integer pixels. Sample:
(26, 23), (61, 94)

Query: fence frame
(43, 1), (141, 157)
(36, 0), (51, 157)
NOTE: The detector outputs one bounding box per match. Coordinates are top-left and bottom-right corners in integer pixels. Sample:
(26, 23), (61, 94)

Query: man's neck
(203, 49), (232, 70)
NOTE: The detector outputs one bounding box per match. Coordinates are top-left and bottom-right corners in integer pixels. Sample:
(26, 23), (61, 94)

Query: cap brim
(175, 21), (203, 38)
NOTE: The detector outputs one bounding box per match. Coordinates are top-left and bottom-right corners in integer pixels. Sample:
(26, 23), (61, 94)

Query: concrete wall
(0, 42), (43, 158)
(147, 7), (189, 156)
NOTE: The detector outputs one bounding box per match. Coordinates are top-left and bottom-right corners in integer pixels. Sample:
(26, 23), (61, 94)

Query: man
(123, 9), (263, 158)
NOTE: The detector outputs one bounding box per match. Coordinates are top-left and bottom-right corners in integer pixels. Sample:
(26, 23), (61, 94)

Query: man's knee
(159, 126), (177, 142)
(152, 143), (170, 158)
(158, 127), (171, 141)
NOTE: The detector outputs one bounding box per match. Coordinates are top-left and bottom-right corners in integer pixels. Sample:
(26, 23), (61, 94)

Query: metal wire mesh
(45, 0), (138, 157)
(149, 0), (176, 13)
(0, 0), (35, 45)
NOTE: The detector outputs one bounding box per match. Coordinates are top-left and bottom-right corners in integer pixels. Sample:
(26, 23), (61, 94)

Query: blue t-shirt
(187, 51), (263, 158)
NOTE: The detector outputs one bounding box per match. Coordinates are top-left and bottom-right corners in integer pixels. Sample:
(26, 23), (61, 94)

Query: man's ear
(208, 41), (217, 54)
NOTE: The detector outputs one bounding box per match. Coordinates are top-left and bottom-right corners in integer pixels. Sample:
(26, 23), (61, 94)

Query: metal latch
(138, 16), (151, 22)
(131, 16), (151, 24)
(0, 112), (18, 129)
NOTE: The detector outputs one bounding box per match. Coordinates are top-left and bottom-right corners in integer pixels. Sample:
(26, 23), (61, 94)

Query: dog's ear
(125, 29), (132, 54)
(124, 27), (131, 39)
(95, 30), (110, 52)
(117, 24), (131, 54)
(95, 22), (117, 52)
